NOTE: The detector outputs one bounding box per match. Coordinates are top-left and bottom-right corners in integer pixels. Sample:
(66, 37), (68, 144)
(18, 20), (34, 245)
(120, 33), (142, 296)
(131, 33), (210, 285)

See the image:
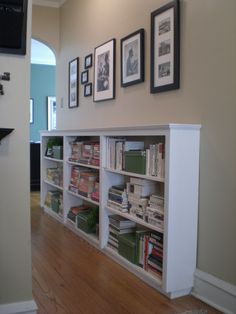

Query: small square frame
(81, 70), (89, 84)
(84, 54), (93, 69)
(84, 83), (92, 97)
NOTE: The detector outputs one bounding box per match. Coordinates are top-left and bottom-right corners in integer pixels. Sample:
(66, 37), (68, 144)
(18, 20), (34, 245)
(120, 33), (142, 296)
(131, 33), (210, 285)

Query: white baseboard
(0, 300), (37, 314)
(192, 269), (236, 314)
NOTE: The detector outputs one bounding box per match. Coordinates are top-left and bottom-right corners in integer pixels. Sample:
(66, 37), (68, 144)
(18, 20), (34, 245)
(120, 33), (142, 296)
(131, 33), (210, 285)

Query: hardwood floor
(31, 192), (221, 314)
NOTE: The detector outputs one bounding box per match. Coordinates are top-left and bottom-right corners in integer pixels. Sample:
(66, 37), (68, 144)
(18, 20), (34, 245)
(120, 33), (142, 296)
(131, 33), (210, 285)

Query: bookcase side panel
(164, 128), (200, 293)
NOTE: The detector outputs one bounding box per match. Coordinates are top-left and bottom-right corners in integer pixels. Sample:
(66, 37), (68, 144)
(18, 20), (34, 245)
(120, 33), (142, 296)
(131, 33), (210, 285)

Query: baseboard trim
(192, 269), (236, 314)
(0, 300), (37, 314)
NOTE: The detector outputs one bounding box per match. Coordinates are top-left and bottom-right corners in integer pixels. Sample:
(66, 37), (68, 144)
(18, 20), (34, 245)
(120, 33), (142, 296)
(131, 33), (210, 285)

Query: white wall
(0, 0), (33, 304)
(56, 0), (236, 287)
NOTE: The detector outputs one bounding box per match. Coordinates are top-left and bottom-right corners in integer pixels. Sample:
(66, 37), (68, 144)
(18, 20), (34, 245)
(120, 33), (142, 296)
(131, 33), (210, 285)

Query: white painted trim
(33, 0), (66, 8)
(192, 269), (236, 314)
(0, 300), (37, 314)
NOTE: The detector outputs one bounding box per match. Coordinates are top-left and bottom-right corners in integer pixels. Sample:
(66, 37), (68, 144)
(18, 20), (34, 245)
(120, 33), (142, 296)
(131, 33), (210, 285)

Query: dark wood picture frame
(121, 28), (145, 87)
(93, 38), (116, 102)
(84, 83), (92, 97)
(68, 57), (79, 108)
(84, 53), (93, 69)
(81, 70), (89, 84)
(151, 0), (180, 93)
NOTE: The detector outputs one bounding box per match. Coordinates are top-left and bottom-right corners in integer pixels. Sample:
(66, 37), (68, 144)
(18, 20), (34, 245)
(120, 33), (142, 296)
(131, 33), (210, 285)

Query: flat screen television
(0, 0), (28, 55)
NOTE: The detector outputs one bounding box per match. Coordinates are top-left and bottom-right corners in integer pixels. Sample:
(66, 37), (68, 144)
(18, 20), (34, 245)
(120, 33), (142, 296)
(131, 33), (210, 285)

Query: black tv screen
(0, 0), (28, 55)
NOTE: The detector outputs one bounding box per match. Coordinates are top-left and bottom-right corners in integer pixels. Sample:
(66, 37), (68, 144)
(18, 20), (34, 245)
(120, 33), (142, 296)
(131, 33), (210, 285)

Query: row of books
(107, 215), (163, 279)
(46, 166), (63, 187)
(69, 165), (99, 201)
(69, 139), (100, 166)
(107, 178), (164, 230)
(106, 138), (165, 179)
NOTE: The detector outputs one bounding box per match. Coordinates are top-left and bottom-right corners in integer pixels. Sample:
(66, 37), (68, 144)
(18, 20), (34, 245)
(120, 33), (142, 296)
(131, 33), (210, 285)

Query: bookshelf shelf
(67, 189), (99, 206)
(107, 206), (164, 233)
(40, 124), (200, 299)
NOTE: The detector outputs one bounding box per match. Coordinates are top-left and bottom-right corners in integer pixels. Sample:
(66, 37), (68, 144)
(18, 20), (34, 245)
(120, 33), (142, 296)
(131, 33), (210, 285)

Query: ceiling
(32, 0), (66, 8)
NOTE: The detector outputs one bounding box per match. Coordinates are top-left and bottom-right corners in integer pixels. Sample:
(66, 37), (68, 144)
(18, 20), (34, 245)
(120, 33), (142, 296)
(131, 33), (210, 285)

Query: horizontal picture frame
(121, 28), (145, 87)
(94, 38), (116, 102)
(151, 0), (180, 93)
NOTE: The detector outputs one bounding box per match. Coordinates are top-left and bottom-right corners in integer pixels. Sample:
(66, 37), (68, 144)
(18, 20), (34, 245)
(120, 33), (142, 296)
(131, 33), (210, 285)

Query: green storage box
(124, 150), (146, 174)
(77, 208), (99, 234)
(118, 233), (137, 264)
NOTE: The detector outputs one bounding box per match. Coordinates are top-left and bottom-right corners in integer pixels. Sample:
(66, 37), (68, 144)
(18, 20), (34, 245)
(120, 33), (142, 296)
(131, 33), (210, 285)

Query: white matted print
(94, 39), (115, 102)
(69, 57), (79, 108)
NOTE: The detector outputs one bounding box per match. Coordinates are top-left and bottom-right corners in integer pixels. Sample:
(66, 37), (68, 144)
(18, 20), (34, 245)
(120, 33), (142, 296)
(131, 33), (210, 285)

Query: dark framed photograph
(121, 28), (144, 87)
(94, 39), (116, 102)
(84, 83), (92, 97)
(68, 57), (79, 108)
(30, 98), (34, 124)
(81, 70), (89, 84)
(84, 54), (93, 69)
(151, 0), (180, 93)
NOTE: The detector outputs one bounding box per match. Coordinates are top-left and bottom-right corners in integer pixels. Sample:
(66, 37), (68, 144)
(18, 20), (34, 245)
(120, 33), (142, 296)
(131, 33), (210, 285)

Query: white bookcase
(40, 124), (201, 299)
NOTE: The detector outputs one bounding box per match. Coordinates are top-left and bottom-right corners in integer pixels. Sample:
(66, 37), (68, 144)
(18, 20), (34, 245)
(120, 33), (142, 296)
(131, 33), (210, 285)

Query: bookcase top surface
(40, 124), (201, 136)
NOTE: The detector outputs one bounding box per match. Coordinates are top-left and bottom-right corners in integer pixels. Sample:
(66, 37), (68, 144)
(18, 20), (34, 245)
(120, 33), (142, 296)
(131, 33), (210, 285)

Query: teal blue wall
(30, 64), (56, 142)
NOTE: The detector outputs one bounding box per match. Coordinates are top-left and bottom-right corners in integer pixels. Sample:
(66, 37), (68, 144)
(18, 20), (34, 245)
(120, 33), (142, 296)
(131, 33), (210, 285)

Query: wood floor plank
(31, 192), (222, 314)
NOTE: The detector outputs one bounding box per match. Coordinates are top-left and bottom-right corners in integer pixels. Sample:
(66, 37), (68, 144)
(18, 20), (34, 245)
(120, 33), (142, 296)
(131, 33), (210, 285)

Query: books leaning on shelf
(146, 143), (165, 179)
(69, 139), (100, 166)
(108, 215), (136, 252)
(67, 204), (90, 223)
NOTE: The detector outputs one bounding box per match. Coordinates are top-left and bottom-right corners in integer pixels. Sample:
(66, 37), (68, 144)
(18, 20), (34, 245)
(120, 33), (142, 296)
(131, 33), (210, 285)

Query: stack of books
(78, 171), (98, 198)
(69, 140), (100, 166)
(127, 178), (156, 220)
(146, 232), (163, 279)
(69, 166), (87, 193)
(67, 204), (90, 223)
(146, 143), (165, 179)
(146, 194), (164, 231)
(107, 185), (129, 213)
(108, 215), (136, 252)
(46, 166), (63, 187)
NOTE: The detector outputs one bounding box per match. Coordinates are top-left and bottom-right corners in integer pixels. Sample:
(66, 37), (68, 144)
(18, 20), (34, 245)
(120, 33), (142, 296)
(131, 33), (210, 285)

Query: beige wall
(56, 0), (236, 286)
(0, 1), (33, 304)
(32, 5), (60, 55)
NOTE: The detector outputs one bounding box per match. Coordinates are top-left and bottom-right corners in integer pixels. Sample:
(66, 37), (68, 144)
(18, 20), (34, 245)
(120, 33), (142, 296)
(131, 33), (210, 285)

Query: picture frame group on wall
(150, 0), (180, 93)
(84, 54), (93, 69)
(68, 57), (79, 108)
(121, 28), (145, 87)
(94, 39), (116, 102)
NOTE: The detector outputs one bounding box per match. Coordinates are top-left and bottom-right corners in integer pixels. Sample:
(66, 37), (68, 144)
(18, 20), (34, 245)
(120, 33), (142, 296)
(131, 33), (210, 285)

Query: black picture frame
(150, 0), (180, 93)
(121, 28), (145, 87)
(94, 38), (116, 102)
(0, 0), (28, 55)
(81, 70), (89, 84)
(84, 83), (92, 97)
(84, 53), (93, 69)
(68, 57), (79, 108)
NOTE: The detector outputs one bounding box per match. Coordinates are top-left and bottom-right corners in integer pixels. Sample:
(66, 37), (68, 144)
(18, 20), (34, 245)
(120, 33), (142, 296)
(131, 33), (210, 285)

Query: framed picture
(47, 96), (56, 130)
(68, 57), (79, 108)
(151, 0), (180, 93)
(121, 28), (145, 87)
(81, 70), (89, 84)
(84, 54), (92, 69)
(30, 98), (34, 124)
(84, 83), (92, 97)
(94, 39), (116, 102)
